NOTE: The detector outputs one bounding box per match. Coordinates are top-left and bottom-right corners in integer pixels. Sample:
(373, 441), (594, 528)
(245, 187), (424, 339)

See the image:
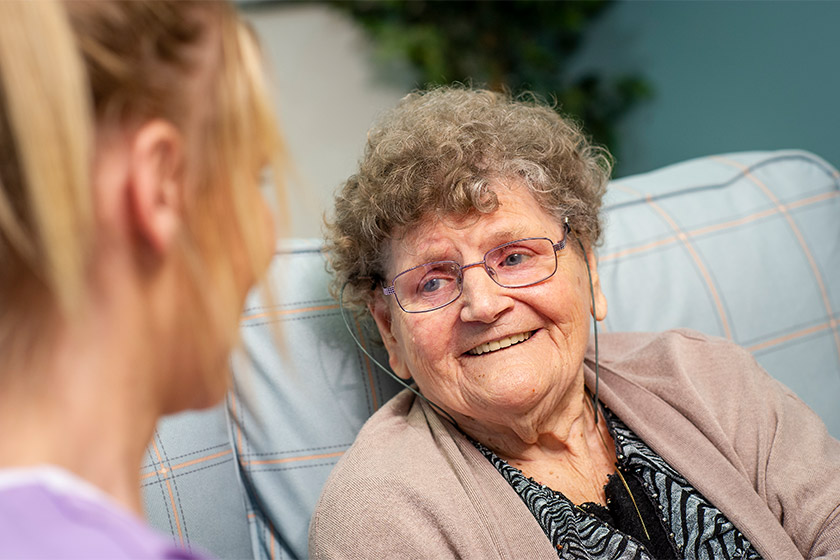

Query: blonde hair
(1, 0), (286, 373)
(0, 0), (93, 319)
(326, 87), (611, 309)
(68, 0), (287, 375)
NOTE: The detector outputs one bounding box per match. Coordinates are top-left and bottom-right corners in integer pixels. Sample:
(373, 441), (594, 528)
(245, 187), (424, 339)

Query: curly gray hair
(326, 86), (612, 308)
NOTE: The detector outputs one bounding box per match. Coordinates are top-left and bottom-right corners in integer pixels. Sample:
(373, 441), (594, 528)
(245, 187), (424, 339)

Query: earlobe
(127, 120), (184, 254)
(584, 246), (608, 322)
(369, 296), (411, 380)
(592, 282), (608, 322)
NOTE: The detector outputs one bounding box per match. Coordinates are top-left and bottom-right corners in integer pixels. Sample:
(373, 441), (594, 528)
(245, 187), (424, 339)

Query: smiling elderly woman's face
(370, 178), (608, 429)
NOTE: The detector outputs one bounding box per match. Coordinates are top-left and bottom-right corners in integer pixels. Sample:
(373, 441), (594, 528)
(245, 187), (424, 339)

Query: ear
(584, 246), (608, 322)
(127, 120), (184, 254)
(369, 294), (412, 380)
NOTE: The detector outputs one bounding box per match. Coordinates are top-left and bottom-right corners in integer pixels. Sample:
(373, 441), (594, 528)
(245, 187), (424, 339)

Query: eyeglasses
(382, 229), (569, 313)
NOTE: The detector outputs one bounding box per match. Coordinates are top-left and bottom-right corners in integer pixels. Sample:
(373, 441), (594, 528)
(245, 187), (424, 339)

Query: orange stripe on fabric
(786, 189), (838, 209)
(269, 518), (276, 560)
(244, 450), (345, 467)
(241, 303), (339, 322)
(610, 184), (644, 198)
(166, 449), (231, 472)
(245, 509), (275, 557)
(601, 209), (775, 263)
(246, 504), (276, 558)
(141, 449), (233, 480)
(150, 439), (184, 545)
(611, 181), (732, 339)
(354, 318), (380, 411)
(643, 194), (733, 339)
(712, 156), (840, 361)
(747, 321), (834, 353)
(687, 207), (779, 238)
(600, 236), (680, 263)
(228, 392), (245, 464)
(600, 190), (835, 263)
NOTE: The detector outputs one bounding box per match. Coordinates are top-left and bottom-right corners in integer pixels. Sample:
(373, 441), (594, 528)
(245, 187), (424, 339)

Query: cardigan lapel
(418, 399), (560, 560)
(587, 356), (804, 560)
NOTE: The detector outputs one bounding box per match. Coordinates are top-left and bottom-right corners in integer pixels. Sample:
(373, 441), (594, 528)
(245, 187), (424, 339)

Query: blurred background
(239, 0), (840, 239)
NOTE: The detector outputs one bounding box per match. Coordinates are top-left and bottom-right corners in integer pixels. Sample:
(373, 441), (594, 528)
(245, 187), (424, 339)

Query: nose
(458, 264), (513, 324)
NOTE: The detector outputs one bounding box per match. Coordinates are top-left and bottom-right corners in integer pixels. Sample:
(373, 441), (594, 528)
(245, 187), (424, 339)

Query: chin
(490, 391), (548, 414)
(161, 356), (232, 415)
(467, 375), (552, 415)
(196, 361), (234, 409)
(163, 384), (227, 415)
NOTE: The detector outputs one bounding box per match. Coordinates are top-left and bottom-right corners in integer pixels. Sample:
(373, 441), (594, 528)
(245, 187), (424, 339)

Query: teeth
(468, 331), (533, 356)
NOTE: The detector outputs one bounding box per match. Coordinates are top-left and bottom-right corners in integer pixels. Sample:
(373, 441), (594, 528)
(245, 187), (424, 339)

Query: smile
(467, 331), (535, 356)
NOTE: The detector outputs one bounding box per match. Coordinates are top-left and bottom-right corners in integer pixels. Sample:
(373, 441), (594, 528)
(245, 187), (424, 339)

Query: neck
(0, 303), (163, 515)
(452, 373), (594, 458)
(450, 376), (616, 505)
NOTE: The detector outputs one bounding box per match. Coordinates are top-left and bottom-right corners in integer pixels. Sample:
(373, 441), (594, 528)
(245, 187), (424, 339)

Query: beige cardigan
(309, 330), (840, 559)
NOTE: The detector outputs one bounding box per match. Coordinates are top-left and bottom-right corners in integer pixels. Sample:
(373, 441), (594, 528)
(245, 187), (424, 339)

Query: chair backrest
(143, 149), (840, 559)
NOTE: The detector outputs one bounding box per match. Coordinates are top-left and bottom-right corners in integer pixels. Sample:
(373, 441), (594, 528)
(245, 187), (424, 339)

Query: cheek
(227, 191), (275, 302)
(530, 273), (591, 340)
(256, 193), (276, 273)
(558, 261), (594, 312)
(395, 317), (452, 371)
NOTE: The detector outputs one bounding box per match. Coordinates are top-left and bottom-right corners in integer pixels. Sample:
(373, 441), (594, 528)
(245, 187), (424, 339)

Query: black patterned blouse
(472, 408), (763, 559)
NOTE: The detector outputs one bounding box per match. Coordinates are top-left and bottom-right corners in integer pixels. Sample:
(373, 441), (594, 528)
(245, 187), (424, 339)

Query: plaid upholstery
(600, 150), (840, 427)
(143, 150), (840, 559)
(230, 240), (400, 559)
(142, 405), (251, 559)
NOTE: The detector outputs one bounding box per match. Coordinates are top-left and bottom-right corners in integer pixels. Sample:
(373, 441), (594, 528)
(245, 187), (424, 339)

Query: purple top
(0, 467), (208, 559)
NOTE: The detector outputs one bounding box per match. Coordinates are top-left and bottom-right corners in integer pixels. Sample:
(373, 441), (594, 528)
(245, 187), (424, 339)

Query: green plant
(329, 0), (651, 162)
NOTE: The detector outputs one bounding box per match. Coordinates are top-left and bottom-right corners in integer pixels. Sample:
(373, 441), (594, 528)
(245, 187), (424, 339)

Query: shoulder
(318, 389), (438, 485)
(0, 470), (202, 559)
(594, 328), (764, 393)
(592, 329), (825, 454)
(309, 391), (436, 525)
(595, 328), (753, 367)
(309, 390), (476, 558)
(592, 329), (788, 436)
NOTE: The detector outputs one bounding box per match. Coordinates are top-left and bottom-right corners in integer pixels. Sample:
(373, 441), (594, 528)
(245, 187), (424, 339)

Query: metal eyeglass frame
(382, 222), (571, 314)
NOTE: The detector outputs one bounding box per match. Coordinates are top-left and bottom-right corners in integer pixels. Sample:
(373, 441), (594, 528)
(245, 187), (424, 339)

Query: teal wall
(574, 0), (840, 176)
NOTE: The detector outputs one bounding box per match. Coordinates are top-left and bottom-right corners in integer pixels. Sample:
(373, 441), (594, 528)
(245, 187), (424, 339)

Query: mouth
(466, 330), (535, 356)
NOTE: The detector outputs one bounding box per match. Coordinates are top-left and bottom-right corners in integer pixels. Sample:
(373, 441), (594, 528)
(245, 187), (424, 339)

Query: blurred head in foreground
(0, 0), (285, 523)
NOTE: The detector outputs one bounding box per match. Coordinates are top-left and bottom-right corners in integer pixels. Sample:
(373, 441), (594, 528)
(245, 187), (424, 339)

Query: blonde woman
(0, 1), (284, 557)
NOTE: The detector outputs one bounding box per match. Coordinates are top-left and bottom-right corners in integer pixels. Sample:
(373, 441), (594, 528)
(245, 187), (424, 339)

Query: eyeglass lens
(392, 237), (559, 312)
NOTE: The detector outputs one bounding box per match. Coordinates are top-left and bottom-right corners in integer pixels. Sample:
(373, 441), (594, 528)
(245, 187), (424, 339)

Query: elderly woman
(310, 87), (840, 559)
(0, 1), (283, 557)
